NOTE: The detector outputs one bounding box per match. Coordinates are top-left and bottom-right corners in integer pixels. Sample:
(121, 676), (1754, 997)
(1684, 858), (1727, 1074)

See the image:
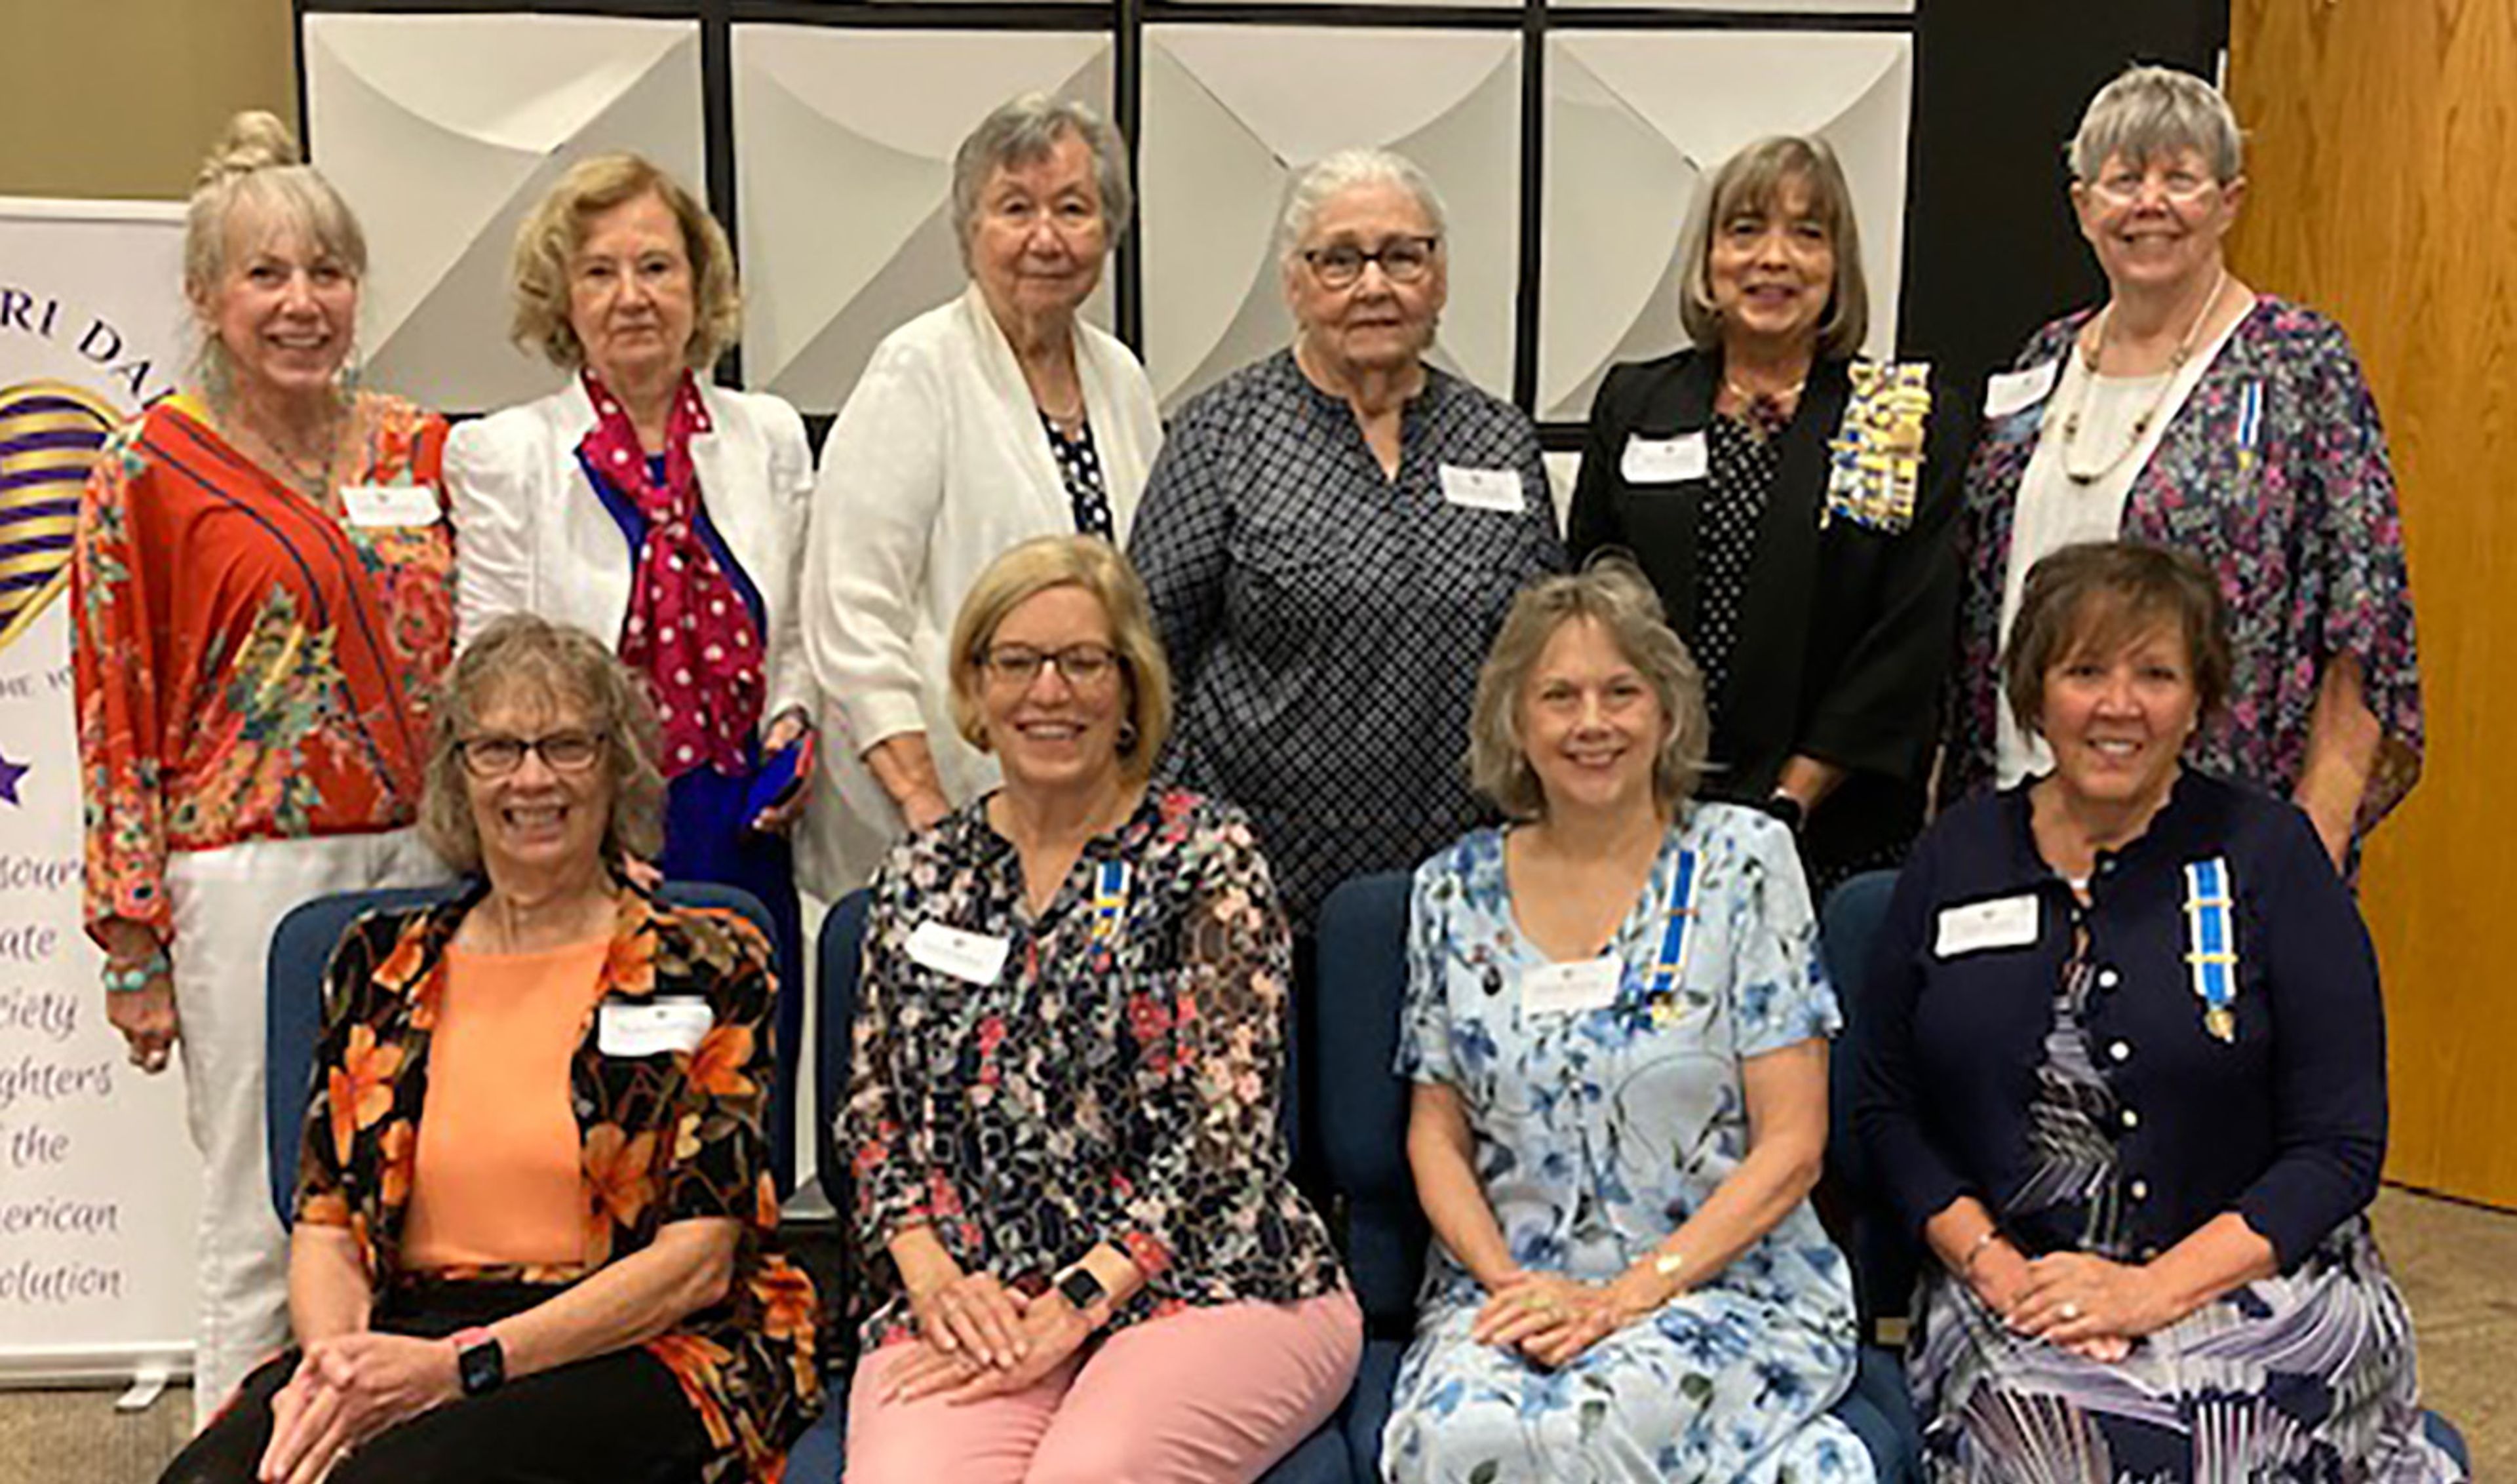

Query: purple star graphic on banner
(0, 748), (27, 807)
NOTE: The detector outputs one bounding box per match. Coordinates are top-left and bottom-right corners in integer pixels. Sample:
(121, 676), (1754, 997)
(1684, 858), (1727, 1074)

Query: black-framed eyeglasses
(1301, 235), (1440, 288)
(979, 642), (1123, 690)
(456, 730), (608, 779)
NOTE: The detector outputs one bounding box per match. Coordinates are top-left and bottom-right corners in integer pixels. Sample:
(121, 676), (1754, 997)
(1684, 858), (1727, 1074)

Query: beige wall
(0, 1), (296, 200)
(2231, 0), (2517, 1209)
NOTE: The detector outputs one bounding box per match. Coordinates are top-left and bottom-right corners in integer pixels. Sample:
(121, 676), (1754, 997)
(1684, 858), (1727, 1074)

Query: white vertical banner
(0, 197), (197, 1382)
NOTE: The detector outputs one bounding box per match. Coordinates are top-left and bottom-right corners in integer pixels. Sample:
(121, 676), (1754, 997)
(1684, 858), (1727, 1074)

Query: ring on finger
(2059, 1301), (2082, 1321)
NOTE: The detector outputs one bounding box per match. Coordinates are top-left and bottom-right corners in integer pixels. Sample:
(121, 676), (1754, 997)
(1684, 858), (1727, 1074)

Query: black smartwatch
(1054, 1264), (1108, 1315)
(1759, 793), (1807, 834)
(452, 1327), (505, 1397)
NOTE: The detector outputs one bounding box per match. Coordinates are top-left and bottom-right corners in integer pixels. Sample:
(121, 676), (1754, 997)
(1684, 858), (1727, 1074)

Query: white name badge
(597, 996), (714, 1057)
(339, 484), (442, 528)
(1983, 362), (2060, 420)
(1620, 432), (1707, 485)
(906, 920), (1011, 985)
(1439, 463), (1526, 513)
(1521, 956), (1622, 1016)
(1935, 895), (2041, 958)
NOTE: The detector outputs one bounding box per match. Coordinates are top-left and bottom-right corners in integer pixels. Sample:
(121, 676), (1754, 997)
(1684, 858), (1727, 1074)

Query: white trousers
(163, 827), (448, 1426)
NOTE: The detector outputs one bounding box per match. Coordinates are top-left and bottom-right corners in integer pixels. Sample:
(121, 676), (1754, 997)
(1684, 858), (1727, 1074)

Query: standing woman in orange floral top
(71, 111), (456, 1422)
(155, 617), (821, 1484)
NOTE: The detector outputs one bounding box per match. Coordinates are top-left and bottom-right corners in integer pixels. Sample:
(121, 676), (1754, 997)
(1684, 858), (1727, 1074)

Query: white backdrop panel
(1553, 0), (1911, 11)
(733, 26), (1114, 415)
(1141, 26), (1521, 412)
(1540, 29), (1912, 423)
(305, 12), (705, 412)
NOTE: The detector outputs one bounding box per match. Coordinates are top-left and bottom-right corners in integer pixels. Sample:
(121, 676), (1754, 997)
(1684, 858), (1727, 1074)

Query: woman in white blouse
(444, 152), (815, 1174)
(802, 92), (1162, 895)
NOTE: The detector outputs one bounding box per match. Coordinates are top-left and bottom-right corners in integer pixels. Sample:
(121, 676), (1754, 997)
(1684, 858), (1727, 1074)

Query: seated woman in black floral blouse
(160, 615), (821, 1484)
(840, 534), (1359, 1483)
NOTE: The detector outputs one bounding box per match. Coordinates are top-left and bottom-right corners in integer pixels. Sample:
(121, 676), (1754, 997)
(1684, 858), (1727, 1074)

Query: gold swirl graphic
(0, 380), (120, 653)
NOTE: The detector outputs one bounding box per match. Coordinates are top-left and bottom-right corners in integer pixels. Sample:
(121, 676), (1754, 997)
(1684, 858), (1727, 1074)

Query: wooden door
(2229, 0), (2517, 1206)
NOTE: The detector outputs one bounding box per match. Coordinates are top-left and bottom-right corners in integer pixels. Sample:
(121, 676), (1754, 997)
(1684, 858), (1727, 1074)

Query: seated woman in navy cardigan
(1854, 540), (2460, 1481)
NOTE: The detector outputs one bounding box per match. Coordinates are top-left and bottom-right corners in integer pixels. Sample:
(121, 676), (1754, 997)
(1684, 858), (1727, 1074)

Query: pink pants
(845, 1289), (1361, 1484)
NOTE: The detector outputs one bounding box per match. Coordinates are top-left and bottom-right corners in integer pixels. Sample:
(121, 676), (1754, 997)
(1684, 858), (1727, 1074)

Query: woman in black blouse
(1567, 135), (1969, 889)
(1854, 541), (2455, 1480)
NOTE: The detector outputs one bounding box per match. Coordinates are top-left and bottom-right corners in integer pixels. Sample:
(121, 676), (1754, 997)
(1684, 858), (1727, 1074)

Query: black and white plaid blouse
(1129, 350), (1566, 929)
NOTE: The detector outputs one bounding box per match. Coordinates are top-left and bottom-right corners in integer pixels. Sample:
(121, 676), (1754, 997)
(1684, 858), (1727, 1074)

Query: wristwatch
(1759, 793), (1806, 834)
(1054, 1264), (1108, 1316)
(452, 1327), (505, 1397)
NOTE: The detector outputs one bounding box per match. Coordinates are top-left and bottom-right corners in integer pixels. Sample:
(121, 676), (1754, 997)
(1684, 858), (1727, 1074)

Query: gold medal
(2204, 1006), (2236, 1044)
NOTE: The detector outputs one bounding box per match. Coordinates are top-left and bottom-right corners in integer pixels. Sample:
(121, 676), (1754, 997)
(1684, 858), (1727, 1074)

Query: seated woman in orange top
(158, 615), (821, 1484)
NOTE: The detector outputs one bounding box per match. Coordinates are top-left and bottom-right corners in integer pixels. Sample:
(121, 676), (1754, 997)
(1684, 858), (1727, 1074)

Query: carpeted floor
(6, 1185), (2509, 1481)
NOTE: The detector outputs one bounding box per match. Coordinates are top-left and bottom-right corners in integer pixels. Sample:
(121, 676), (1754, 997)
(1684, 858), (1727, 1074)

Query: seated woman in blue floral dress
(1382, 559), (1869, 1483)
(1856, 541), (2457, 1481)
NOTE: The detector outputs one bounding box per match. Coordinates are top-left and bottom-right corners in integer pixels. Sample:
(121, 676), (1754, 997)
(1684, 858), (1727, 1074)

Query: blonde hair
(945, 536), (1172, 783)
(183, 112), (368, 385)
(1468, 557), (1711, 820)
(1677, 135), (1869, 361)
(507, 153), (741, 371)
(420, 615), (666, 875)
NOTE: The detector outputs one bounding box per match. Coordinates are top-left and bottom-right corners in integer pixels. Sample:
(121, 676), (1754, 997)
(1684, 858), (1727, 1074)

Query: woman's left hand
(258, 1332), (459, 1483)
(2008, 1252), (2179, 1346)
(751, 711), (815, 834)
(937, 1291), (1096, 1405)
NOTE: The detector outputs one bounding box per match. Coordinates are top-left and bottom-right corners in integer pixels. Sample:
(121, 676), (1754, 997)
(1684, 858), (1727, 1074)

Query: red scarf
(579, 370), (764, 779)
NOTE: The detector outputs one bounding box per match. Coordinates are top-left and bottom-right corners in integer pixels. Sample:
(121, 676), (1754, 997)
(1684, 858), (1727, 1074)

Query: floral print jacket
(72, 393), (456, 944)
(295, 884), (822, 1483)
(843, 787), (1345, 1348)
(1945, 297), (2423, 835)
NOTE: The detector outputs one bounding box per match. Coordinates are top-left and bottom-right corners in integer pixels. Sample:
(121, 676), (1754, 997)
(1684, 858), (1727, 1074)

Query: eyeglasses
(1301, 236), (1439, 289)
(2084, 168), (2221, 206)
(979, 642), (1122, 690)
(457, 730), (607, 779)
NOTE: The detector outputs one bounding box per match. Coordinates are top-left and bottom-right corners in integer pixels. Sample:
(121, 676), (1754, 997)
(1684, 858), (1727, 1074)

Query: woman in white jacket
(444, 153), (815, 1175)
(802, 92), (1162, 894)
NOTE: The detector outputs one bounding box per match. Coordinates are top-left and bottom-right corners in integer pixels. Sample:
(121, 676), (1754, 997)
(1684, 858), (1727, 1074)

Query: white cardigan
(801, 284), (1163, 894)
(444, 377), (818, 746)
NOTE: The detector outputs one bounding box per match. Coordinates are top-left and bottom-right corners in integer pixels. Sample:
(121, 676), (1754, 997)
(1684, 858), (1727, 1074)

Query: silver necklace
(2058, 269), (2227, 486)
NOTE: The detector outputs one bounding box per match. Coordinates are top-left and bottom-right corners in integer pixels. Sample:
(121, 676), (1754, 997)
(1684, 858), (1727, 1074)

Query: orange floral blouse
(71, 393), (456, 943)
(294, 885), (823, 1483)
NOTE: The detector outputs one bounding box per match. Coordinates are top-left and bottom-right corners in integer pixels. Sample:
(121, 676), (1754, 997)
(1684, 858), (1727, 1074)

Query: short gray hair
(1276, 148), (1449, 268)
(1677, 135), (1869, 361)
(2067, 64), (2244, 184)
(184, 111), (368, 386)
(420, 615), (666, 876)
(950, 92), (1134, 265)
(1468, 557), (1711, 821)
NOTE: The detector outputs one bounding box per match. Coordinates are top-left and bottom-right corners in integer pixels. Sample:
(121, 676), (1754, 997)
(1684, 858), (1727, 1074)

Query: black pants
(159, 1283), (711, 1484)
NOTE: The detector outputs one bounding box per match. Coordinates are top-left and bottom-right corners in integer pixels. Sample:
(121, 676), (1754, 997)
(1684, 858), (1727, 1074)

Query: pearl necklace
(2058, 269), (2228, 486)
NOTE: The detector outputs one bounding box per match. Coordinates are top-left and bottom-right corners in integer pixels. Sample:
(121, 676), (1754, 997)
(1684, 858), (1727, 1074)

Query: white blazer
(801, 284), (1163, 894)
(444, 376), (818, 750)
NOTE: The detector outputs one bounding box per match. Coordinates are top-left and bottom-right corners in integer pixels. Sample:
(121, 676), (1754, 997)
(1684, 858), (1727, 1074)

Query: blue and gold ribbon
(2181, 856), (2239, 1043)
(1645, 848), (1701, 1025)
(1823, 361), (1931, 534)
(1089, 858), (1129, 948)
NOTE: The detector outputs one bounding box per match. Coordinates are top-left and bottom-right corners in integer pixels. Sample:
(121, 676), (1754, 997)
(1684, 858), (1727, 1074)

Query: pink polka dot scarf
(579, 370), (764, 779)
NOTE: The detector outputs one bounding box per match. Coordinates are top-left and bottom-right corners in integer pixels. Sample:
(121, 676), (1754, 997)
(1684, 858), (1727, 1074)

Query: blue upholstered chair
(1314, 869), (1925, 1481)
(263, 880), (780, 1226)
(787, 888), (1352, 1484)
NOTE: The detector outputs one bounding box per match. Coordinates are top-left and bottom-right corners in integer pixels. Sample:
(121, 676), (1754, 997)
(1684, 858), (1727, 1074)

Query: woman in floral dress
(1383, 560), (1869, 1483)
(72, 110), (455, 1420)
(841, 536), (1357, 1482)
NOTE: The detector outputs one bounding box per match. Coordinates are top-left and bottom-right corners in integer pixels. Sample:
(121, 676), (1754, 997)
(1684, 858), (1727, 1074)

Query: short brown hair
(1468, 557), (1711, 820)
(945, 536), (1172, 783)
(2002, 541), (2233, 736)
(508, 153), (741, 371)
(1677, 135), (1869, 361)
(421, 615), (666, 874)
